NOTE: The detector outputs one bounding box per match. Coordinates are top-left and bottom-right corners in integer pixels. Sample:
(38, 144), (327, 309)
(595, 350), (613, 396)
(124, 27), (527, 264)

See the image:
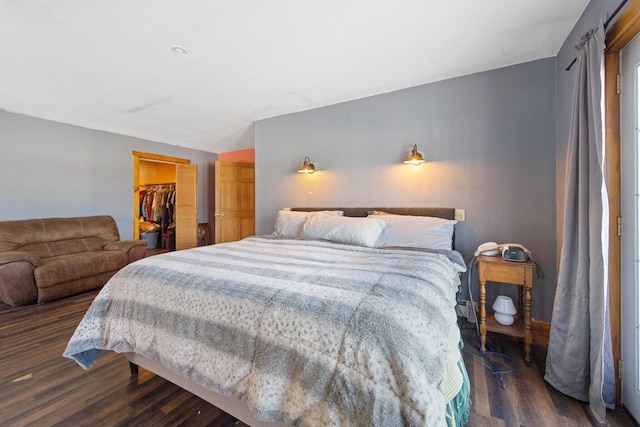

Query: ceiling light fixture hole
(171, 46), (188, 55)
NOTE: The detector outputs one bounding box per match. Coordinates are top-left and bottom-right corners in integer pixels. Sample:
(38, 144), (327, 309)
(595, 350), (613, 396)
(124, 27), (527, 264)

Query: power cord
(529, 256), (545, 280)
(464, 348), (518, 389)
(460, 257), (518, 389)
(459, 314), (519, 389)
(465, 256), (480, 337)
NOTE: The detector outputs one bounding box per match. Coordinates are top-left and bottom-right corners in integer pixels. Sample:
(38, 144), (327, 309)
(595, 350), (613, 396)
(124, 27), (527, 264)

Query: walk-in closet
(133, 151), (198, 252)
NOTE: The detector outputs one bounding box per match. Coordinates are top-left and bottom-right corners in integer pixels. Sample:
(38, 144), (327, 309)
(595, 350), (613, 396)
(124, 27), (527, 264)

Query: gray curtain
(544, 19), (615, 425)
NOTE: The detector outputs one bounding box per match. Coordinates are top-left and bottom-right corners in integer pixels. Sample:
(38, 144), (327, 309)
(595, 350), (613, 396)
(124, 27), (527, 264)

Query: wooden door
(620, 25), (640, 419)
(214, 161), (255, 243)
(175, 164), (198, 250)
(605, 0), (640, 404)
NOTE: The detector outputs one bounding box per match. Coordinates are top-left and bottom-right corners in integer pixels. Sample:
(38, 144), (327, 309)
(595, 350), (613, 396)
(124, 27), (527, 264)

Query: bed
(64, 208), (470, 427)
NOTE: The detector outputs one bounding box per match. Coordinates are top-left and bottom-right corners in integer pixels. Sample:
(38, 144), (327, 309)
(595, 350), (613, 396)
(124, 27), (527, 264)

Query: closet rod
(565, 0), (629, 71)
(142, 182), (175, 187)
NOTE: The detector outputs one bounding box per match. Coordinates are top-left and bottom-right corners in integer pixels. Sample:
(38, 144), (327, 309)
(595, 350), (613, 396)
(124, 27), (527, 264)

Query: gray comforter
(64, 236), (466, 426)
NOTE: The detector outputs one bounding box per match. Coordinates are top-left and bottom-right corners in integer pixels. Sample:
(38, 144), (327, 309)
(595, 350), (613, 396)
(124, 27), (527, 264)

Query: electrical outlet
(454, 209), (465, 221)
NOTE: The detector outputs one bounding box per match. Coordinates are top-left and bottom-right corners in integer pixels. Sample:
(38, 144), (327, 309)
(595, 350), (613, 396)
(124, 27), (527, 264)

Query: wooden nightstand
(477, 255), (536, 362)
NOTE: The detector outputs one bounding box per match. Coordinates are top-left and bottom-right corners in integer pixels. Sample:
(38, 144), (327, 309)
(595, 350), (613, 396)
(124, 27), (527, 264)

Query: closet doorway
(133, 151), (198, 251)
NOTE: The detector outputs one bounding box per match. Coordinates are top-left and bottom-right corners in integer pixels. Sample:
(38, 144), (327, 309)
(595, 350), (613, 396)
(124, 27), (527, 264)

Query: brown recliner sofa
(0, 215), (147, 307)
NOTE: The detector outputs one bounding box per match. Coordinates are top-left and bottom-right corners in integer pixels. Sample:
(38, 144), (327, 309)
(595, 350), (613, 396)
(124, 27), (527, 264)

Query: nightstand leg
(524, 286), (532, 363)
(479, 279), (487, 353)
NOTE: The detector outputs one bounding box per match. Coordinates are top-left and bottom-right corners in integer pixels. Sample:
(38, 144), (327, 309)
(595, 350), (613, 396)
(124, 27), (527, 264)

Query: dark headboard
(291, 207), (457, 249)
(291, 207), (455, 220)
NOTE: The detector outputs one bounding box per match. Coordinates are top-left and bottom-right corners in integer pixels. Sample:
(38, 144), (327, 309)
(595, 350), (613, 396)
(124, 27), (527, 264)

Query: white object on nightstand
(493, 295), (517, 326)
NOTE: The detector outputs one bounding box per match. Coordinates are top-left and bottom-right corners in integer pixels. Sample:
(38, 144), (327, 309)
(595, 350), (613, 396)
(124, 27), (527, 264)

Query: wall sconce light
(403, 144), (426, 165)
(297, 156), (315, 174)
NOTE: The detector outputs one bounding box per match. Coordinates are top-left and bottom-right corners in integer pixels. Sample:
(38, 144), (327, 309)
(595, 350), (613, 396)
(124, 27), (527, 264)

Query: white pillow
(273, 210), (343, 237)
(302, 215), (388, 247)
(369, 213), (457, 250)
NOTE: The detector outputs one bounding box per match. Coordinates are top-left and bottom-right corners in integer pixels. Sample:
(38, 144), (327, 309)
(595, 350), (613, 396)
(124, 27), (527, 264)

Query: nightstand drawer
(480, 262), (527, 285)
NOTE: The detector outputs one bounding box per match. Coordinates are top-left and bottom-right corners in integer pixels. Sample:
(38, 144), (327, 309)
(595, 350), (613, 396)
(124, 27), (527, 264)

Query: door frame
(132, 151), (190, 240)
(605, 0), (640, 405)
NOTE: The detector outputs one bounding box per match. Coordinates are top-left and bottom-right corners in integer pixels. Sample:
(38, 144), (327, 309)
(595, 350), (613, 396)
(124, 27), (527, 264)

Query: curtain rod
(565, 0), (629, 71)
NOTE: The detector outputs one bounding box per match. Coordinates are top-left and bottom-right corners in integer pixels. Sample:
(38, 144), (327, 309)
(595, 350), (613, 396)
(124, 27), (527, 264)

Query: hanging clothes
(139, 184), (176, 225)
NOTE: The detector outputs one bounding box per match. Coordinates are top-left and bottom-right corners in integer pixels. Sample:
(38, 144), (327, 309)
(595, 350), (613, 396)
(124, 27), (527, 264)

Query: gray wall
(0, 110), (217, 239)
(256, 58), (557, 321)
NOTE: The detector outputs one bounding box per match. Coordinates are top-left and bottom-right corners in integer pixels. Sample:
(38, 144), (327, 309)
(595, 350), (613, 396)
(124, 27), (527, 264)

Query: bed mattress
(65, 236), (470, 426)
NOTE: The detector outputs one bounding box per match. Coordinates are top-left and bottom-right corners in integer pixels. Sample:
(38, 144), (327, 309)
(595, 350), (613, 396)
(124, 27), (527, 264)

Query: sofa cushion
(0, 216), (120, 253)
(22, 237), (105, 259)
(37, 272), (119, 304)
(35, 251), (128, 288)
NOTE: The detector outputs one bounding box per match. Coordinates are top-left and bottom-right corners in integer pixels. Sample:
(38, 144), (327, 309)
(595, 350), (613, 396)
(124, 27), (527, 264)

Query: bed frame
(127, 207), (457, 426)
(127, 352), (288, 427)
(290, 207), (455, 219)
(291, 207), (457, 249)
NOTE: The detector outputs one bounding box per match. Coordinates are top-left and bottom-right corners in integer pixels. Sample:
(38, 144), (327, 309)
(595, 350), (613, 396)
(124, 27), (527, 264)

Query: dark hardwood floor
(459, 320), (636, 427)
(0, 290), (636, 427)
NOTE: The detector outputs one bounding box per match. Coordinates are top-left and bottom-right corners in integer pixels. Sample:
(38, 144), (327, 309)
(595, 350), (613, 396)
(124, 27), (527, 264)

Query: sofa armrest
(0, 251), (42, 267)
(104, 240), (147, 264)
(0, 251), (40, 307)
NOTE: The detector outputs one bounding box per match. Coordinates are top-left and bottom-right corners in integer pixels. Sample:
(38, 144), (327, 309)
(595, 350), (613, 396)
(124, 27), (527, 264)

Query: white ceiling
(0, 1), (589, 154)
